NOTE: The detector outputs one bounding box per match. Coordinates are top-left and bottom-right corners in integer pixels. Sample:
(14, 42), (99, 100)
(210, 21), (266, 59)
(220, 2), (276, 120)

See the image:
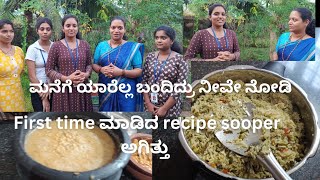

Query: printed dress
(142, 52), (188, 117)
(185, 29), (240, 60)
(46, 40), (93, 112)
(0, 46), (26, 112)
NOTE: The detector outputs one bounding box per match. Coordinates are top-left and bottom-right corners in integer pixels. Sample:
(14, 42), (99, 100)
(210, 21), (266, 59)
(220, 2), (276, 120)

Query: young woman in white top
(26, 17), (53, 112)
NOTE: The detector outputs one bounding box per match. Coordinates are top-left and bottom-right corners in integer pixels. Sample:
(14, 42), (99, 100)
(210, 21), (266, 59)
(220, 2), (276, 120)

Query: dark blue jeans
(31, 93), (43, 112)
(31, 93), (52, 112)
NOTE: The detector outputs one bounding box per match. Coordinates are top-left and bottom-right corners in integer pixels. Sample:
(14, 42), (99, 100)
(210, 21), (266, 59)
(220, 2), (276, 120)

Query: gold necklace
(0, 45), (13, 55)
(281, 34), (305, 61)
(108, 41), (123, 66)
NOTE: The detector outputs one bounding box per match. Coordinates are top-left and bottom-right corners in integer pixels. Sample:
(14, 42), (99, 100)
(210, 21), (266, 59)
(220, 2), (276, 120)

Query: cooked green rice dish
(185, 81), (305, 178)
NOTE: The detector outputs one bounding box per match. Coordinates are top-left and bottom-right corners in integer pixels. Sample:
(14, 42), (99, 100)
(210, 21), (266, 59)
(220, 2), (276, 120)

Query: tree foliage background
(183, 0), (315, 60)
(0, 0), (183, 54)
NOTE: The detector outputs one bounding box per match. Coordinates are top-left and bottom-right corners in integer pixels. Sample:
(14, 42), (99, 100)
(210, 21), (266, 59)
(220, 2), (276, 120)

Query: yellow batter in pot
(24, 120), (117, 172)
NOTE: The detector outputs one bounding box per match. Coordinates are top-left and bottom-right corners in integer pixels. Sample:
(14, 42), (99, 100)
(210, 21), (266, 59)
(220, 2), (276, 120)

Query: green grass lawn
(21, 70), (33, 112)
(239, 46), (270, 61)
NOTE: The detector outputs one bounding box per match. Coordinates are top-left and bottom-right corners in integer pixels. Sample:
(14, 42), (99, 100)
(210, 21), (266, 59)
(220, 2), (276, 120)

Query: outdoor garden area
(0, 0), (183, 111)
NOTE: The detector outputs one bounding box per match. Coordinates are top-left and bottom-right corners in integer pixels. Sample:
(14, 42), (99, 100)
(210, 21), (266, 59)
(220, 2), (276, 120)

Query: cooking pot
(179, 62), (320, 180)
(15, 112), (131, 180)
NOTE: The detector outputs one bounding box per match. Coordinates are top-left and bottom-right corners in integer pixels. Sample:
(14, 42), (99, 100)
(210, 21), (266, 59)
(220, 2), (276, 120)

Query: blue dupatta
(97, 42), (144, 111)
(276, 32), (315, 61)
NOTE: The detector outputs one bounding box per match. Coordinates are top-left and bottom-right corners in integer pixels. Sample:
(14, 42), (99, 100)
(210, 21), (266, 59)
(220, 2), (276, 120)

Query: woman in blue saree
(93, 16), (144, 111)
(273, 8), (315, 61)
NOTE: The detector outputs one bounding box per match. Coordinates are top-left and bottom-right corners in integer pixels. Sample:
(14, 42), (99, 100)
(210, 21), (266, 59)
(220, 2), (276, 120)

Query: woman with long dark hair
(142, 25), (188, 118)
(46, 15), (93, 111)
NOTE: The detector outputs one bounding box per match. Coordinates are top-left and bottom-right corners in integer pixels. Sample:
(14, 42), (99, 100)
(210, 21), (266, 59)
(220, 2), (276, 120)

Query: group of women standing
(0, 15), (187, 118)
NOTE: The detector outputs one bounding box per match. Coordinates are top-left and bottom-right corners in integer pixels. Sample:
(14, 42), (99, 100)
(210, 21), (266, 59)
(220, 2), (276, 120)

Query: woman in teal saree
(93, 16), (144, 111)
(273, 8), (315, 61)
(275, 32), (314, 61)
